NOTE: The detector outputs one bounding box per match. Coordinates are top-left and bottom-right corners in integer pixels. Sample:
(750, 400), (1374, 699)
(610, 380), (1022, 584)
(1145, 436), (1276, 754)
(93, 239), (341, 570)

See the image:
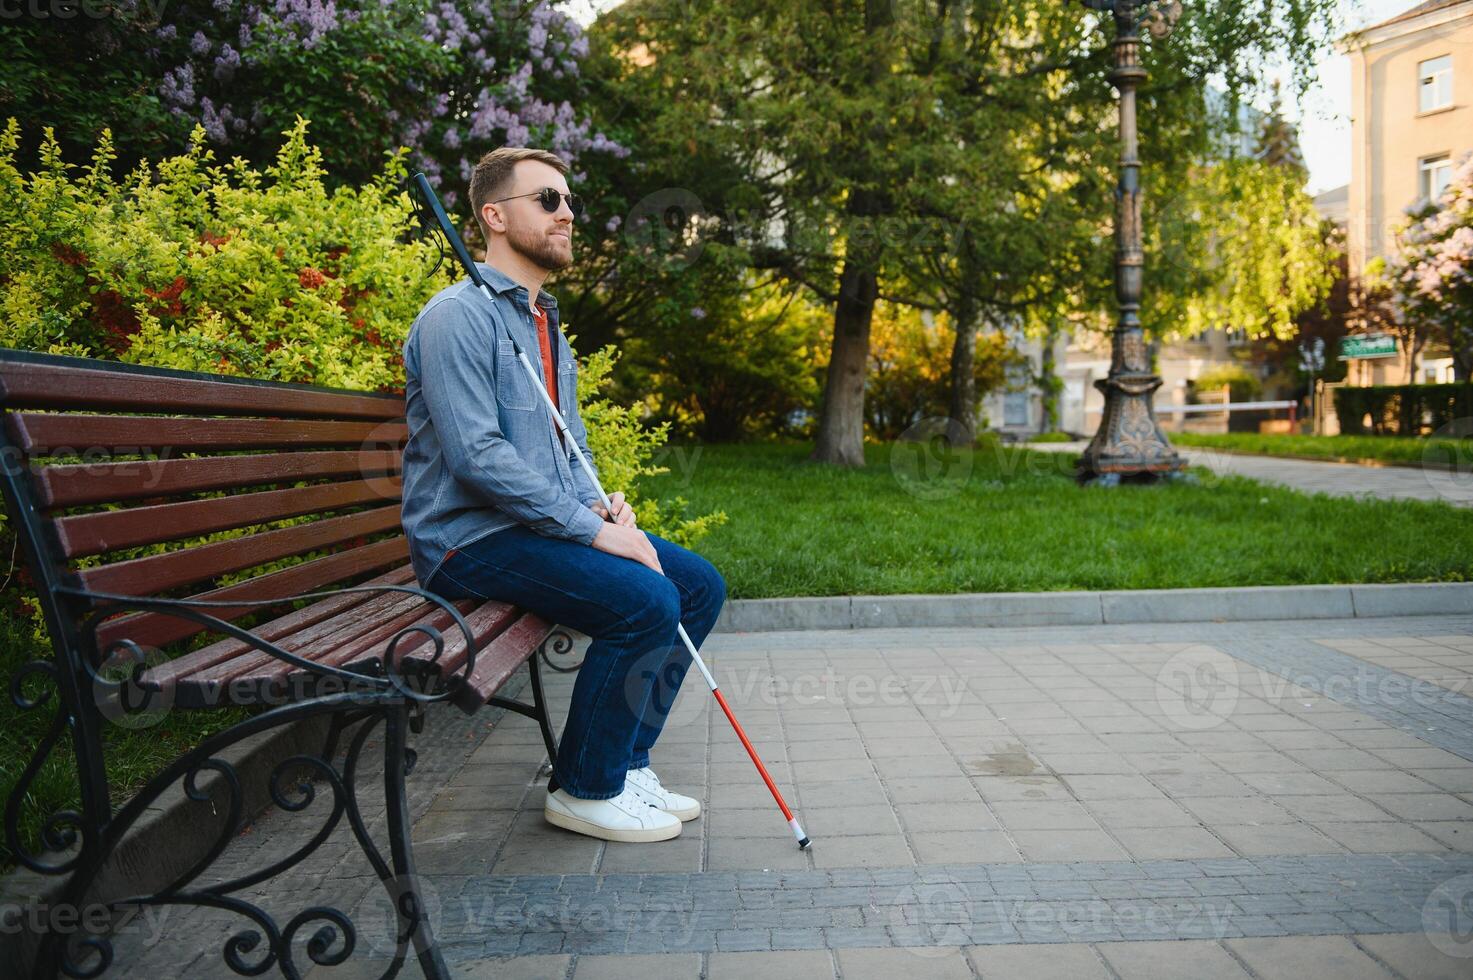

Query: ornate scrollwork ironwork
(31, 694), (436, 979)
(5, 659), (90, 876)
(536, 628), (583, 673)
(62, 582), (480, 708)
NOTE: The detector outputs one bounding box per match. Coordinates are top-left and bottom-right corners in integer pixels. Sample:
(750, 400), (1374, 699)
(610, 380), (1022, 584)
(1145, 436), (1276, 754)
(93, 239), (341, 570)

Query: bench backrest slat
(0, 358), (403, 420)
(75, 505), (402, 595)
(8, 414), (406, 454)
(53, 476), (403, 558)
(93, 536), (410, 652)
(35, 450), (401, 508)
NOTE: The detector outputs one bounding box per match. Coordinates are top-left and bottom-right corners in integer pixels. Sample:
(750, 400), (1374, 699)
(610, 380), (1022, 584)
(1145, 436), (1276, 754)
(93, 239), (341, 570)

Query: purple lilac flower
(199, 97), (228, 142)
(160, 63), (196, 108)
(214, 43), (241, 81)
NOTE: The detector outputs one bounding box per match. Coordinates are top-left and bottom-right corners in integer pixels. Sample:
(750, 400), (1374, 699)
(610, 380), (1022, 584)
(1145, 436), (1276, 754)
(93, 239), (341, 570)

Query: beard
(506, 221), (573, 271)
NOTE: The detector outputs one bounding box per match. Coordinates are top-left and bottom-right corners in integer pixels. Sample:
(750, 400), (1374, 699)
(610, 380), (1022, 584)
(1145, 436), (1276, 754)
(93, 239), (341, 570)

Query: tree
(591, 0), (1341, 465)
(1384, 152), (1473, 380)
(1152, 157), (1336, 344)
(1254, 81), (1307, 175)
(864, 301), (1020, 440)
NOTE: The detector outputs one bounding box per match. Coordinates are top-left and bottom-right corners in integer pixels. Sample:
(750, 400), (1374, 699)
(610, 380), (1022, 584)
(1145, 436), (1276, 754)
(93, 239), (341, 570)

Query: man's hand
(591, 521), (663, 574)
(590, 491), (636, 527)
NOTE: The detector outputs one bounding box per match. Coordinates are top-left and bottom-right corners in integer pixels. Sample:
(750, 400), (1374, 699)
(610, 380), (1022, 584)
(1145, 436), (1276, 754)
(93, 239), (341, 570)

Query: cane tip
(798, 837), (812, 850)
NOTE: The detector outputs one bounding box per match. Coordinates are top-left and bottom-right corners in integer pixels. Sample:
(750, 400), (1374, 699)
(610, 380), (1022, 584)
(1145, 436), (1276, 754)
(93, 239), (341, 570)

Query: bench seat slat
(0, 359), (403, 420)
(53, 477), (403, 558)
(9, 414), (407, 454)
(177, 597), (501, 706)
(136, 564), (417, 691)
(447, 612), (554, 713)
(165, 590), (442, 707)
(94, 538), (410, 651)
(35, 450), (401, 508)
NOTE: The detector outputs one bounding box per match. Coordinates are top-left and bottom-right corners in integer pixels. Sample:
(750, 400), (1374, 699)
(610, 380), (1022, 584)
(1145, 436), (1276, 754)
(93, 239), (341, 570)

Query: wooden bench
(0, 348), (572, 979)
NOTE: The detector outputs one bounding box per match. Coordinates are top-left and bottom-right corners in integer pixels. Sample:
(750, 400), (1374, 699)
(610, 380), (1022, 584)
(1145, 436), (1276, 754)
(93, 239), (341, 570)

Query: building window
(1003, 391), (1030, 427)
(1419, 55), (1453, 112)
(1420, 154), (1453, 202)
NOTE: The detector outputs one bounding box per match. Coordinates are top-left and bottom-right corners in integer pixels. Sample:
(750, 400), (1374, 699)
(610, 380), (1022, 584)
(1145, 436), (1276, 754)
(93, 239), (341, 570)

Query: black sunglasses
(493, 186), (584, 218)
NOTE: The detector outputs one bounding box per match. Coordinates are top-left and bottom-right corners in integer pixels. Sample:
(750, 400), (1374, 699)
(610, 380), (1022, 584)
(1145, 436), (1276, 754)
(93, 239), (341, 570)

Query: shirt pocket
(557, 359), (578, 418)
(495, 339), (535, 412)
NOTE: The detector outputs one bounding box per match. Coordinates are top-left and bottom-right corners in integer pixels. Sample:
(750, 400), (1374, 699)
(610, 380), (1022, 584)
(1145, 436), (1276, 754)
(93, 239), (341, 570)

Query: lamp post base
(1075, 370), (1187, 486)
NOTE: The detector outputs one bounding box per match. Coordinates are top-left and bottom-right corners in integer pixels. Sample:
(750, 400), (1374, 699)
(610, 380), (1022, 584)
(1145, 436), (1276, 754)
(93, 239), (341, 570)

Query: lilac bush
(145, 0), (624, 199)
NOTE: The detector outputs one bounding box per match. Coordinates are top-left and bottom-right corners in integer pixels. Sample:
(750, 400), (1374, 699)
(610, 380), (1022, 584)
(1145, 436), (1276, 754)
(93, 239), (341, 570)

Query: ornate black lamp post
(1076, 0), (1188, 486)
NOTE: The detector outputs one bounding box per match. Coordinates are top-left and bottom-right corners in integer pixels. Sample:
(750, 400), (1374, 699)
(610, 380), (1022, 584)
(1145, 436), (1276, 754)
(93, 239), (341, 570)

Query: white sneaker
(544, 784), (682, 842)
(625, 766), (701, 822)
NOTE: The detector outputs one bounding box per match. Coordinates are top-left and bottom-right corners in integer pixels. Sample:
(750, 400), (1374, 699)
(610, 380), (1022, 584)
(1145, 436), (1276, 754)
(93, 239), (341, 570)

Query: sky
(565, 0), (1422, 196)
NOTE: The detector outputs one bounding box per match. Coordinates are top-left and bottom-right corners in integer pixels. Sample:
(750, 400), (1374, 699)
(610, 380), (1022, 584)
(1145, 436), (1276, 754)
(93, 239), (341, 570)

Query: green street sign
(1339, 334), (1398, 360)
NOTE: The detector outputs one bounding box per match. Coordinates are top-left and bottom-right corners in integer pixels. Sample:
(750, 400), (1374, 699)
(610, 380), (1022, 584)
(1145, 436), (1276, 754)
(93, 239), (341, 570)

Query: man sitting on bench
(400, 146), (726, 843)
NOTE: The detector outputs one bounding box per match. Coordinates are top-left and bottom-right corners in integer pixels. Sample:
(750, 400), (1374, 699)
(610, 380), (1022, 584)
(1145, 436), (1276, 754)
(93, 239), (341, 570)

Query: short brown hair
(468, 147), (569, 236)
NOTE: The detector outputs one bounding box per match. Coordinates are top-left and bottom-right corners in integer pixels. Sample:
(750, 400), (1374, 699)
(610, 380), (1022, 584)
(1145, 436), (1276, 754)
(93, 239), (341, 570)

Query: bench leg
(380, 701), (449, 980)
(527, 651), (561, 771)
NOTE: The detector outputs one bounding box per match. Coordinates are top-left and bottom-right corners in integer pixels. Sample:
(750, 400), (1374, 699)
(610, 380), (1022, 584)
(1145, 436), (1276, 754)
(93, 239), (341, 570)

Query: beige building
(1345, 0), (1473, 386)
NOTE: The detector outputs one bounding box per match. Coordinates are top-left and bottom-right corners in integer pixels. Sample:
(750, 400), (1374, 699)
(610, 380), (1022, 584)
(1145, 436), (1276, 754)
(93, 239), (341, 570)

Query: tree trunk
(811, 253), (879, 466)
(1039, 320), (1060, 433)
(808, 0), (893, 468)
(947, 294), (979, 445)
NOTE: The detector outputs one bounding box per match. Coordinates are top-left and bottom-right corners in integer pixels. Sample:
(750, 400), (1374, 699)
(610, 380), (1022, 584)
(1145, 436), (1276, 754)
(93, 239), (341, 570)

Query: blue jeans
(426, 526), (726, 799)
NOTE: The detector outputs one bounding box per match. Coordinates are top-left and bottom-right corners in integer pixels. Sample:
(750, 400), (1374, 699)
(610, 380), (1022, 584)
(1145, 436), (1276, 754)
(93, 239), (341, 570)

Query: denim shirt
(400, 262), (606, 586)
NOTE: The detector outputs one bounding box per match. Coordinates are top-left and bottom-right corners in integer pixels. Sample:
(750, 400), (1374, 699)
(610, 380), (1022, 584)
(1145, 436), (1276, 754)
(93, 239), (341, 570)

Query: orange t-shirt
(531, 304), (559, 415)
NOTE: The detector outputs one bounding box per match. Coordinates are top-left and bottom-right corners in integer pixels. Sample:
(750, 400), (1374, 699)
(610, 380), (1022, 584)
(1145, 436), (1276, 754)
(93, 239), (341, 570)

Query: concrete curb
(712, 581), (1473, 633)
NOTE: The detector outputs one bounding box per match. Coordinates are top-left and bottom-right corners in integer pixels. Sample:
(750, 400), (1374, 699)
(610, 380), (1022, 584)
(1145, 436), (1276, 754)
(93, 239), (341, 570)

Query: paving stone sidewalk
(94, 612), (1473, 978)
(1024, 440), (1472, 509)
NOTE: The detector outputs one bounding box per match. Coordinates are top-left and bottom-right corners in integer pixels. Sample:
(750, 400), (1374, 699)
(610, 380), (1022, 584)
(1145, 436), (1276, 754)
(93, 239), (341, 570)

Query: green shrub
(0, 117), (442, 389)
(1332, 383), (1473, 437)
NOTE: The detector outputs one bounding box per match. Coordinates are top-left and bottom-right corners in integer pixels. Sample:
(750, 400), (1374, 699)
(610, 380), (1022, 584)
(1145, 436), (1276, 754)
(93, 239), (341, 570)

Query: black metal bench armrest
(54, 583), (479, 707)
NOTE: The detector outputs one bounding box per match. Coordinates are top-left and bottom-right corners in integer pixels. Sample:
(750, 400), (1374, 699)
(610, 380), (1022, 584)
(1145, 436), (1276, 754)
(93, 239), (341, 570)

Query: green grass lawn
(643, 440), (1473, 598)
(1169, 431), (1469, 468)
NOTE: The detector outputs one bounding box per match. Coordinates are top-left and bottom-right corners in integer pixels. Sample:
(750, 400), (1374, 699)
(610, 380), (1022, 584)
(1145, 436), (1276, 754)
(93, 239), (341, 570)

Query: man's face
(488, 160), (575, 271)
